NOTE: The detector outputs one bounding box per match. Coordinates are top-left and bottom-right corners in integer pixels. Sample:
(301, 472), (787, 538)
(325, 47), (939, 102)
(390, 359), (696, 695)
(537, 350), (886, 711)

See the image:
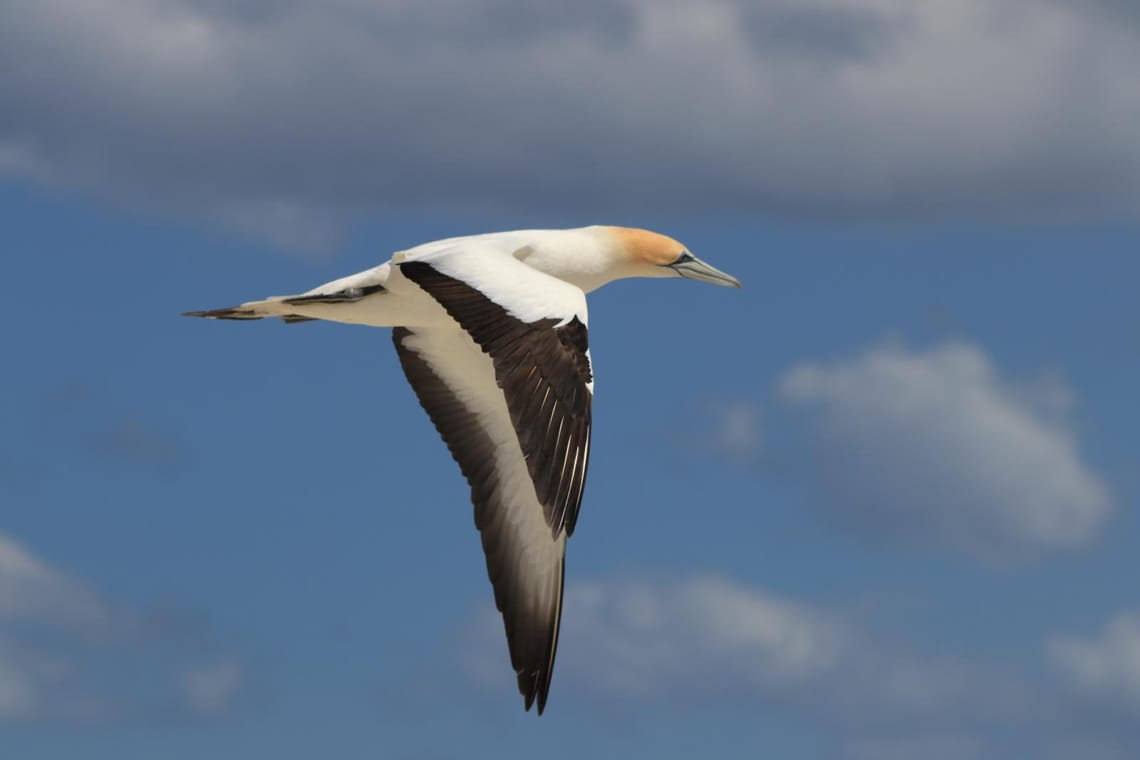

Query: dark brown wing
(393, 326), (565, 713)
(400, 261), (593, 538)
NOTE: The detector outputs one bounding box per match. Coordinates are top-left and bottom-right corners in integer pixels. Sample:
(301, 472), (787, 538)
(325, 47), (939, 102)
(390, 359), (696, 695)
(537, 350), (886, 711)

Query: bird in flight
(184, 225), (740, 713)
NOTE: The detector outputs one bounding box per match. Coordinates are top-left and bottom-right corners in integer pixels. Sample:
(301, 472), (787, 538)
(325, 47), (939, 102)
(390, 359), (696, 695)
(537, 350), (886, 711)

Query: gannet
(184, 225), (740, 713)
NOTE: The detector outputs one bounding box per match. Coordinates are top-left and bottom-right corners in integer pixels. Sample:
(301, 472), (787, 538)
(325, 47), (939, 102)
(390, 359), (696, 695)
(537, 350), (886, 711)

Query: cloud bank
(2, 0), (1139, 247)
(463, 575), (1140, 757)
(464, 576), (1032, 723)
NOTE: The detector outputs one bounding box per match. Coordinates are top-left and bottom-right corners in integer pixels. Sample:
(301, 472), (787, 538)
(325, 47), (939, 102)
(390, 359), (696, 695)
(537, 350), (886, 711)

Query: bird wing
(391, 255), (593, 714)
(399, 254), (593, 537)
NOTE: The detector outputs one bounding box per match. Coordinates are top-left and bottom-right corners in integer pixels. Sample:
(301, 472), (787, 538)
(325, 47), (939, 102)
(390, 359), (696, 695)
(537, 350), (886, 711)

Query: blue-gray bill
(670, 256), (742, 288)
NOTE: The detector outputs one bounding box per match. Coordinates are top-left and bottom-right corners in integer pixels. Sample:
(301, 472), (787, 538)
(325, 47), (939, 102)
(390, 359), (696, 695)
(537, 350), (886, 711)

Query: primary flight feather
(184, 225), (740, 713)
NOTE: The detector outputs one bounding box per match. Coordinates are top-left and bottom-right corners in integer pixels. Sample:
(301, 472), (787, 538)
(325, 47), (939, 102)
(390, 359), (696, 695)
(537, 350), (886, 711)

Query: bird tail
(183, 265), (392, 326)
(182, 297), (315, 324)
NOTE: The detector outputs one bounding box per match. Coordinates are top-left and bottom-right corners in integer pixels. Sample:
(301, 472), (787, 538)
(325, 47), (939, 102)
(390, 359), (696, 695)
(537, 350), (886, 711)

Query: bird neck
(521, 227), (654, 293)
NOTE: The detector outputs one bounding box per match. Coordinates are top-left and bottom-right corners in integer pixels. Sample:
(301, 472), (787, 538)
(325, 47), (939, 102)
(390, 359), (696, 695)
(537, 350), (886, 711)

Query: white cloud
(557, 576), (844, 697)
(462, 576), (843, 699)
(1, 0), (1139, 247)
(462, 574), (1140, 755)
(778, 342), (1112, 563)
(1048, 612), (1140, 713)
(464, 575), (1032, 728)
(0, 535), (104, 721)
(0, 533), (112, 629)
(0, 532), (243, 724)
(0, 636), (103, 723)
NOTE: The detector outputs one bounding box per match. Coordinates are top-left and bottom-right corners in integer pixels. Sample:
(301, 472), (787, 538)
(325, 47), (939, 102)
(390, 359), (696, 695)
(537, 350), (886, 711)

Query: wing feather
(393, 326), (565, 713)
(400, 261), (593, 539)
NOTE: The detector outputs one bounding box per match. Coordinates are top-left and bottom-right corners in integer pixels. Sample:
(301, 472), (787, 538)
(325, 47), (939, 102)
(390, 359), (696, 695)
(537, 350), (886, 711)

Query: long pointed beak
(670, 256), (742, 288)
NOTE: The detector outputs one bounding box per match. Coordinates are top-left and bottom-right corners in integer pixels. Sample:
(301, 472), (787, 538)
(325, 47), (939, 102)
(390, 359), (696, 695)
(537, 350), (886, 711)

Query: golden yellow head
(604, 226), (687, 266)
(602, 226), (742, 288)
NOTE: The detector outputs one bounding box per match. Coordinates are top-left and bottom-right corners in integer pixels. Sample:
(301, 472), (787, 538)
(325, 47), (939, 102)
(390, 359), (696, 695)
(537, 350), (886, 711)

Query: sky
(1, 1), (1139, 759)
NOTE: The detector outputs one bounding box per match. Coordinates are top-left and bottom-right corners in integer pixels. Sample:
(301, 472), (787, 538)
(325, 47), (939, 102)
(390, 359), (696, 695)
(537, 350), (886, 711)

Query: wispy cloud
(777, 341), (1112, 563)
(1048, 611), (1140, 714)
(0, 534), (113, 630)
(668, 398), (764, 468)
(2, 0), (1139, 248)
(0, 532), (244, 724)
(0, 637), (61, 722)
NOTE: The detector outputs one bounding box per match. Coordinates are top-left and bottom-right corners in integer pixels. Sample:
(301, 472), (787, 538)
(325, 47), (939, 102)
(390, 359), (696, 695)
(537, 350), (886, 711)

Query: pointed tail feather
(182, 297), (312, 324)
(182, 306), (262, 320)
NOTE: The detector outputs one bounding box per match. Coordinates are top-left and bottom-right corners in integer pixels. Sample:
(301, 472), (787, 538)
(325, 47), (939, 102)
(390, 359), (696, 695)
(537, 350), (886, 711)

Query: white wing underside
(386, 248), (594, 713)
(393, 326), (567, 711)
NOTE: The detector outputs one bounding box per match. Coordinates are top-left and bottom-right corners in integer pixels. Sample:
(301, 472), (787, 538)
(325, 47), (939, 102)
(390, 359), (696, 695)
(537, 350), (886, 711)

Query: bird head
(605, 226), (742, 288)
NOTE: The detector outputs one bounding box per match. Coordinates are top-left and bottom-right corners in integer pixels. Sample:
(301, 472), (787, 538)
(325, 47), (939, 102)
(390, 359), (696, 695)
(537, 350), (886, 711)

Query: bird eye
(675, 251), (695, 265)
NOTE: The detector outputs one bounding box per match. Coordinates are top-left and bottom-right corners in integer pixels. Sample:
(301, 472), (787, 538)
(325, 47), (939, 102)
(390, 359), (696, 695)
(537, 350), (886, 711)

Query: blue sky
(2, 2), (1140, 759)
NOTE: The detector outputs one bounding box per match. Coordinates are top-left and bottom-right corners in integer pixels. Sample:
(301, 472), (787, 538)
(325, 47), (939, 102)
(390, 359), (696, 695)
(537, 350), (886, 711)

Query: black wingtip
(181, 307), (261, 320)
(519, 669), (552, 715)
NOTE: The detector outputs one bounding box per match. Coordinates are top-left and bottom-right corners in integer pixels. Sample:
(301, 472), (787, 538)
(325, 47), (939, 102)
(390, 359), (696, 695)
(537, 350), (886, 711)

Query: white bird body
(185, 225), (739, 713)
